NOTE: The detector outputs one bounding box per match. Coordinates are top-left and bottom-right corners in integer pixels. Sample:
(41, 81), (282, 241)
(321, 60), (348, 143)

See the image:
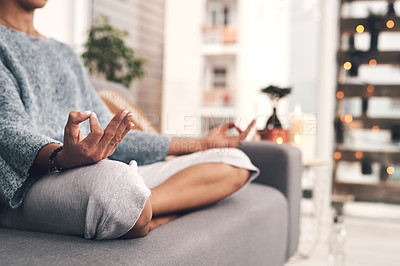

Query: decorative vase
(258, 107), (288, 143)
(266, 107), (282, 129)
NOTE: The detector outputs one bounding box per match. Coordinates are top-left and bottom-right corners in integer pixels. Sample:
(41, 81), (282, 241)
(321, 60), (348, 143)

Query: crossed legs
(120, 163), (250, 239)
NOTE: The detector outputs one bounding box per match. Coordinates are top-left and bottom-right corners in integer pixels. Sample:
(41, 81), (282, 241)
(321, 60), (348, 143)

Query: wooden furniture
(333, 0), (400, 203)
(97, 89), (158, 134)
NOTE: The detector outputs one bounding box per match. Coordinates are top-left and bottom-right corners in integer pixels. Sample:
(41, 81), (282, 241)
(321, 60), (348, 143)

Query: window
(212, 67), (227, 88)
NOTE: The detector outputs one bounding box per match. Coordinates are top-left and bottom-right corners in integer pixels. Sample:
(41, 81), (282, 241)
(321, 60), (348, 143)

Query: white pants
(0, 148), (259, 240)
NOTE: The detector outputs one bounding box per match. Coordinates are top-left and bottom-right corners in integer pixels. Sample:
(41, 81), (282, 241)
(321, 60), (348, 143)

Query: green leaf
(260, 85), (292, 102)
(81, 15), (145, 88)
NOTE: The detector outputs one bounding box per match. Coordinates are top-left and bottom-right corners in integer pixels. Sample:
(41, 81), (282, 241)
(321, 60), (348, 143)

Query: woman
(0, 0), (259, 240)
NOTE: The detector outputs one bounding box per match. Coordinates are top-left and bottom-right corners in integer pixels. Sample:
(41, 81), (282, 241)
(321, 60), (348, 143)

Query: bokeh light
(336, 91), (344, 99)
(387, 166), (395, 175)
(344, 114), (353, 123)
(355, 151), (363, 159)
(294, 134), (301, 144)
(334, 152), (342, 160)
(356, 25), (365, 33)
(367, 85), (375, 93)
(372, 125), (380, 132)
(369, 59), (377, 67)
(386, 20), (395, 29)
(344, 62), (352, 70)
(276, 137), (283, 144)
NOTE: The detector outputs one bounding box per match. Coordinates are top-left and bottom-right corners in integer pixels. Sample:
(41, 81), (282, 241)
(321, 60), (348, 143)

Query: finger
(65, 111), (92, 142)
(105, 120), (135, 158)
(104, 112), (134, 155)
(99, 110), (129, 150)
(233, 125), (243, 134)
(219, 122), (236, 132)
(83, 112), (104, 146)
(120, 114), (135, 140)
(240, 119), (256, 140)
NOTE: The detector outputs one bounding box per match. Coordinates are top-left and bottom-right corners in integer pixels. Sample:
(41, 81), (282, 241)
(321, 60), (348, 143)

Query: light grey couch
(0, 141), (301, 266)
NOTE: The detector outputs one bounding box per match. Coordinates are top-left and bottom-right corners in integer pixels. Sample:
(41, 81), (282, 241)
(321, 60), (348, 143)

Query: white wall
(34, 0), (92, 51)
(288, 0), (320, 115)
(163, 0), (292, 135)
(316, 0), (339, 160)
(237, 0), (291, 130)
(162, 0), (204, 136)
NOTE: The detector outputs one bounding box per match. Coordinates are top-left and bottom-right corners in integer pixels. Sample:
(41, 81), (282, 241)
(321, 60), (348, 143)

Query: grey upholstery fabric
(0, 141), (301, 265)
(0, 184), (288, 266)
(238, 141), (302, 259)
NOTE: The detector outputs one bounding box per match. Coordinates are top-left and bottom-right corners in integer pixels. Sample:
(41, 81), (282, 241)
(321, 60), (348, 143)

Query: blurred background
(34, 0), (330, 154)
(34, 0), (400, 265)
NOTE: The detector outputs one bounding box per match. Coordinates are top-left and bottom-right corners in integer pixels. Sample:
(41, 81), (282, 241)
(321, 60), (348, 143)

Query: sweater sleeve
(77, 63), (171, 166)
(0, 60), (58, 208)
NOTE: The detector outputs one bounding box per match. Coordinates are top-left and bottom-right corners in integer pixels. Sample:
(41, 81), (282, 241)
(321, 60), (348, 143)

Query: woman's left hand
(202, 119), (256, 149)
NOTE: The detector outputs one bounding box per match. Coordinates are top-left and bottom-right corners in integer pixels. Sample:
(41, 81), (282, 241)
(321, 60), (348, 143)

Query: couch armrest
(238, 141), (302, 259)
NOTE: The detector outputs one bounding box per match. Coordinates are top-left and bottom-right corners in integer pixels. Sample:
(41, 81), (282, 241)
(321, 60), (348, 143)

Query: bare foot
(149, 215), (179, 231)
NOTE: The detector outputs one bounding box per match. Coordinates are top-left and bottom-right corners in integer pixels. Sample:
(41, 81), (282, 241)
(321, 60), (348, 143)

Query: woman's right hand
(57, 110), (135, 169)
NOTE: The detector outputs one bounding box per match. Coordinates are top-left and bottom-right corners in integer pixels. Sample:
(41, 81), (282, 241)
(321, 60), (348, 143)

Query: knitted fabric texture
(0, 26), (170, 209)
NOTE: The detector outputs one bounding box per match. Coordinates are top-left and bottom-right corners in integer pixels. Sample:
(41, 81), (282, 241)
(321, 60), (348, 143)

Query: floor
(285, 201), (400, 266)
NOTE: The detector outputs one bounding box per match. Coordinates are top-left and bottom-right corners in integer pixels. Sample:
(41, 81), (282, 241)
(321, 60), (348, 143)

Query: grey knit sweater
(0, 26), (170, 209)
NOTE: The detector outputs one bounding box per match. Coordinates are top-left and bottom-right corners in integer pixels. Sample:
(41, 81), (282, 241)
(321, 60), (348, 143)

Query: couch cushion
(0, 183), (288, 266)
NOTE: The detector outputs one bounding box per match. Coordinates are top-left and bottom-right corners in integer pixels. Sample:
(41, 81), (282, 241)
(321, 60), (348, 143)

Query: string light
(355, 151), (364, 159)
(386, 20), (395, 29)
(367, 85), (375, 93)
(344, 62), (352, 70)
(276, 137), (283, 144)
(356, 25), (365, 33)
(387, 166), (395, 175)
(336, 91), (344, 99)
(334, 152), (342, 160)
(369, 59), (377, 67)
(344, 114), (353, 123)
(372, 125), (380, 132)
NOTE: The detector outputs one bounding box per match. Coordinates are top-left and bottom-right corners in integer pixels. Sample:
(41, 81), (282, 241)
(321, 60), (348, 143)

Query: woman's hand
(201, 119), (256, 150)
(57, 110), (135, 169)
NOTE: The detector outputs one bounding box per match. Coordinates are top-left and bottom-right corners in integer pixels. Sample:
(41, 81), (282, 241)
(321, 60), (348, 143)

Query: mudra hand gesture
(202, 119), (256, 149)
(57, 110), (135, 169)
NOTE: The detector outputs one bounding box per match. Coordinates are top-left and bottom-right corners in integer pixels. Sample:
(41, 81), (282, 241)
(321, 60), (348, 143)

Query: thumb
(65, 111), (92, 138)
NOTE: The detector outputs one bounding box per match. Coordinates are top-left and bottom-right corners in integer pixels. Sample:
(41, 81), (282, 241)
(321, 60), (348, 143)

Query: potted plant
(82, 15), (145, 88)
(259, 85), (292, 142)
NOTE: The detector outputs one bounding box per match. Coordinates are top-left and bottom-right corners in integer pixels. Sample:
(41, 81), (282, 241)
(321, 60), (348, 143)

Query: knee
(120, 198), (152, 239)
(218, 164), (250, 190)
(231, 166), (250, 189)
(84, 160), (151, 240)
(134, 197), (152, 230)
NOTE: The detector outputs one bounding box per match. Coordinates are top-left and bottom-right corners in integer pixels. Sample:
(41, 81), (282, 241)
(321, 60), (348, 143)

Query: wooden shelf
(338, 84), (400, 97)
(337, 51), (400, 65)
(352, 117), (400, 129)
(335, 149), (400, 163)
(333, 181), (400, 203)
(334, 0), (400, 204)
(341, 17), (400, 34)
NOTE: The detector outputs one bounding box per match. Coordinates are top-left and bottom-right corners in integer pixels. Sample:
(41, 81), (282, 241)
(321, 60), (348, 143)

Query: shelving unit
(337, 51), (400, 64)
(341, 17), (400, 33)
(333, 0), (400, 203)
